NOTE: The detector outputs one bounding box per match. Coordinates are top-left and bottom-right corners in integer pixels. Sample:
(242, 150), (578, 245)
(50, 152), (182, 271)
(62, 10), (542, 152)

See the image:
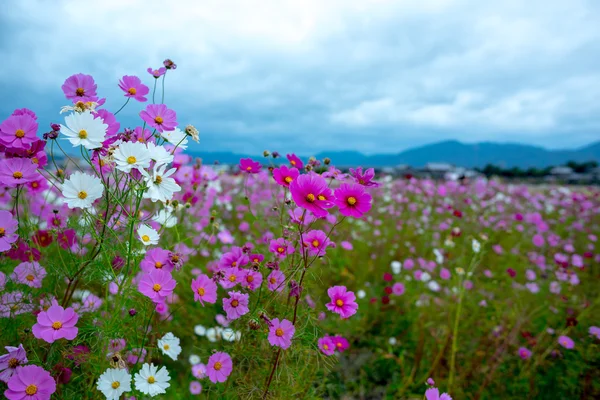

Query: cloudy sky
(1, 0), (599, 155)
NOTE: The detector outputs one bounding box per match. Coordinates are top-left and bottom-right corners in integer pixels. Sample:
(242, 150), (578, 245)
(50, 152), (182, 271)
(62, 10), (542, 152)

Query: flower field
(0, 61), (599, 400)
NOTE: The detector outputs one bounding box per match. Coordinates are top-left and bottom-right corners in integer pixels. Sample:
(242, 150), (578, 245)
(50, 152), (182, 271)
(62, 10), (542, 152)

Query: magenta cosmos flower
(286, 153), (304, 169)
(32, 305), (79, 343)
(118, 75), (150, 102)
(590, 326), (600, 340)
(0, 158), (38, 188)
(147, 67), (167, 78)
(191, 274), (218, 306)
(4, 365), (56, 400)
(242, 269), (262, 291)
(222, 291), (249, 320)
(517, 347), (532, 359)
(318, 336), (335, 356)
(0, 114), (38, 150)
(0, 210), (19, 252)
(0, 344), (27, 383)
(326, 286), (358, 319)
(289, 173), (334, 218)
(269, 238), (295, 259)
(331, 336), (349, 352)
(425, 387), (452, 400)
(138, 269), (177, 303)
(140, 248), (174, 273)
(61, 73), (98, 102)
(558, 335), (575, 349)
(206, 352), (233, 383)
(11, 261), (46, 288)
(334, 183), (372, 218)
(268, 318), (295, 350)
(220, 267), (244, 289)
(267, 270), (285, 292)
(272, 165), (299, 187)
(239, 158), (261, 174)
(140, 104), (177, 133)
(302, 229), (331, 256)
(349, 167), (380, 187)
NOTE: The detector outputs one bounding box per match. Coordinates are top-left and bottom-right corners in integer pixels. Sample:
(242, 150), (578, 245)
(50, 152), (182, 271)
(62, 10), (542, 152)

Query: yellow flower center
(76, 88), (85, 96)
(111, 381), (120, 389)
(347, 196), (357, 206)
(232, 261), (237, 267)
(25, 384), (38, 395)
(214, 362), (222, 371)
(128, 87), (137, 95)
(246, 166), (252, 171)
(284, 176), (292, 183)
(270, 277), (276, 284)
(335, 299), (344, 307)
(26, 274), (34, 281)
(15, 129), (25, 138)
(275, 328), (284, 337)
(32, 158), (39, 165)
(0, 227), (5, 237)
(318, 195), (326, 201)
(152, 283), (162, 292)
(323, 344), (329, 350)
(337, 342), (342, 347)
(147, 376), (155, 384)
(163, 344), (170, 350)
(8, 358), (19, 368)
(312, 240), (320, 247)
(154, 116), (163, 124)
(127, 156), (137, 164)
(78, 129), (88, 139)
(228, 274), (236, 282)
(155, 261), (163, 269)
(52, 321), (63, 330)
(78, 191), (88, 199)
(247, 275), (254, 282)
(290, 160), (296, 166)
(306, 193), (315, 202)
(142, 235), (150, 242)
(12, 171), (23, 179)
(231, 299), (239, 307)
(197, 287), (205, 296)
(277, 247), (284, 254)
(154, 175), (163, 184)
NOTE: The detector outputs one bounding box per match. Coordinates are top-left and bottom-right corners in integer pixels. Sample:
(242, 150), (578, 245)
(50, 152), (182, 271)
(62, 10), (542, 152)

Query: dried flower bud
(163, 59), (177, 69)
(248, 319), (261, 330)
(129, 309), (137, 316)
(184, 124), (199, 142)
(324, 157), (331, 165)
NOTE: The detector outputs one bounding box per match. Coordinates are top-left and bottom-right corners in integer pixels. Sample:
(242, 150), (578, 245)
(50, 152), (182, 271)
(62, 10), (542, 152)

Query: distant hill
(189, 140), (600, 168)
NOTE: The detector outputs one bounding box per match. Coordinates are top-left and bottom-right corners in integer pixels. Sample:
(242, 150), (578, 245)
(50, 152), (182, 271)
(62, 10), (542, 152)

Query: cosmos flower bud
(271, 151), (280, 158)
(263, 150), (270, 157)
(129, 308), (137, 316)
(163, 59), (177, 69)
(324, 157), (331, 165)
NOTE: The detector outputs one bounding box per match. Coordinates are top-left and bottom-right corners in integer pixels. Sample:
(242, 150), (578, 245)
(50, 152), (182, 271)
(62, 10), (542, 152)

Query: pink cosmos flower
(518, 347), (532, 359)
(0, 292), (34, 318)
(4, 365), (56, 400)
(106, 339), (126, 357)
(242, 269), (263, 291)
(558, 335), (574, 349)
(138, 269), (177, 303)
(61, 73), (98, 102)
(11, 261), (46, 288)
(334, 183), (373, 218)
(267, 270), (285, 292)
(349, 166), (380, 187)
(239, 158), (261, 174)
(532, 234), (545, 247)
(318, 336), (335, 356)
(118, 75), (150, 102)
(222, 291), (249, 320)
(272, 165), (299, 187)
(0, 210), (19, 252)
(126, 348), (146, 364)
(0, 158), (38, 188)
(0, 114), (38, 150)
(220, 267), (244, 289)
(269, 238), (295, 259)
(302, 230), (331, 256)
(289, 173), (334, 218)
(192, 363), (207, 379)
(589, 326), (600, 340)
(140, 104), (177, 132)
(191, 274), (218, 305)
(268, 318), (295, 349)
(289, 208), (316, 225)
(0, 344), (27, 383)
(286, 153), (304, 169)
(32, 305), (79, 343)
(206, 352), (233, 383)
(147, 67), (167, 78)
(331, 336), (350, 352)
(190, 381), (202, 395)
(425, 387), (452, 400)
(140, 248), (174, 273)
(392, 282), (405, 296)
(326, 286), (358, 319)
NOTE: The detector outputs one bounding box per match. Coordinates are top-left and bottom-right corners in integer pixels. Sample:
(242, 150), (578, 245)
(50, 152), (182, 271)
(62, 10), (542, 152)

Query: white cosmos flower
(157, 332), (182, 361)
(388, 337), (398, 346)
(420, 272), (431, 282)
(428, 281), (441, 292)
(472, 239), (481, 253)
(205, 328), (218, 342)
(153, 209), (177, 228)
(141, 164), (181, 203)
(357, 289), (366, 299)
(146, 142), (174, 165)
(60, 111), (107, 149)
(189, 354), (201, 365)
(134, 363), (171, 398)
(221, 328), (236, 342)
(62, 171), (104, 209)
(160, 127), (188, 149)
(194, 324), (206, 336)
(137, 225), (159, 246)
(97, 368), (132, 400)
(114, 141), (151, 173)
(390, 261), (402, 274)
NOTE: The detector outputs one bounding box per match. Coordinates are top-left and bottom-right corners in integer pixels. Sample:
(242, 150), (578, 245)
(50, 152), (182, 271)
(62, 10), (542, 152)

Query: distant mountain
(189, 140), (600, 168)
